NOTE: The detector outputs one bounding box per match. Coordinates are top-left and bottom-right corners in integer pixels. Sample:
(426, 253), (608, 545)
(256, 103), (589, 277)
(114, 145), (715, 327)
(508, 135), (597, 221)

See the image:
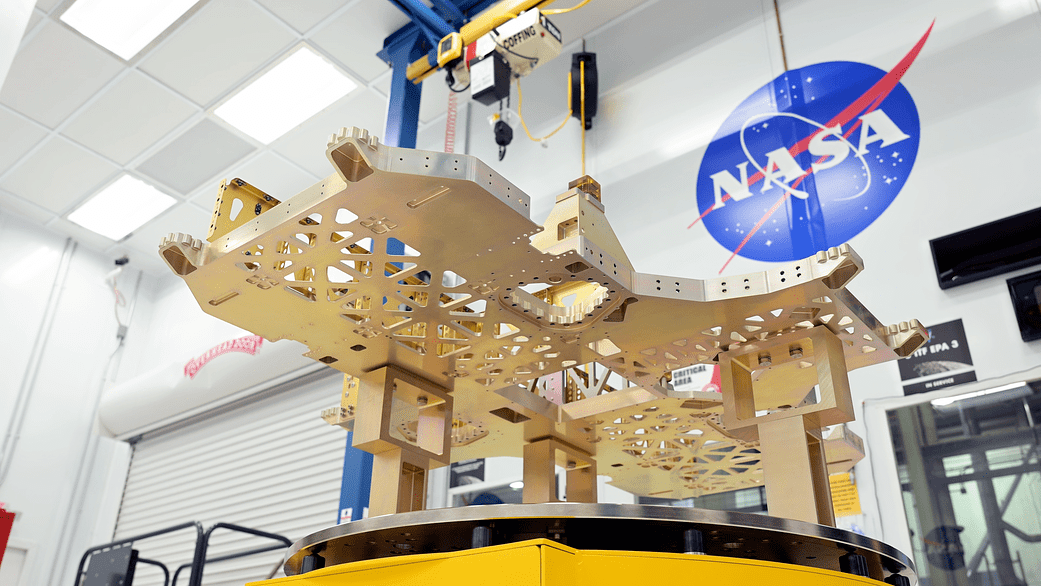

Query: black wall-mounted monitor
(1008, 270), (1041, 342)
(930, 206), (1041, 289)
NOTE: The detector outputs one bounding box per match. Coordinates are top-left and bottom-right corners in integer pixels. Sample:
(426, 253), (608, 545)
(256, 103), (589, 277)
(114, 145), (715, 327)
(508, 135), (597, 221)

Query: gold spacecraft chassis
(160, 127), (926, 526)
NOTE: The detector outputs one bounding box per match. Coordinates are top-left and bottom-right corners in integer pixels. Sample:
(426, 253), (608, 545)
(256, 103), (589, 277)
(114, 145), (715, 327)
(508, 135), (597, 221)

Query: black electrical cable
(445, 69), (470, 93)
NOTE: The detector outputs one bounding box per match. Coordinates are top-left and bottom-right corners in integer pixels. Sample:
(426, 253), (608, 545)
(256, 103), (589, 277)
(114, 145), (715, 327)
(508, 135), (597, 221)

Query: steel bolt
(301, 554), (325, 573)
(683, 528), (706, 555)
(472, 526), (492, 549)
(789, 345), (803, 359)
(840, 552), (869, 577)
(417, 396), (428, 406)
(758, 352), (772, 366)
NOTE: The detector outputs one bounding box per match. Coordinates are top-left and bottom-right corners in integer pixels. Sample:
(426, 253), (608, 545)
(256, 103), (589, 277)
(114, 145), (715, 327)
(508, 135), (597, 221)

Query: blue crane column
(336, 13), (429, 526)
(338, 0), (499, 524)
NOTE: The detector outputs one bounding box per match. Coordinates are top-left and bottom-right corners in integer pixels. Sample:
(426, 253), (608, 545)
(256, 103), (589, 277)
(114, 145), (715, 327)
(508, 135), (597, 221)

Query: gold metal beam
(758, 415), (835, 525)
(160, 127), (927, 512)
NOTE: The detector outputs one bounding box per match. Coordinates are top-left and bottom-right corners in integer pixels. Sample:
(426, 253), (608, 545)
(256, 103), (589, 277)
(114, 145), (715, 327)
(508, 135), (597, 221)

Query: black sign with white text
(902, 371), (978, 396)
(899, 319), (976, 396)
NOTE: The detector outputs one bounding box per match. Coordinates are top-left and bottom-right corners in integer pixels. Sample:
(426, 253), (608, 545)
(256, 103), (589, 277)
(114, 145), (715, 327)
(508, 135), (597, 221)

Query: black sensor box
(471, 52), (511, 106)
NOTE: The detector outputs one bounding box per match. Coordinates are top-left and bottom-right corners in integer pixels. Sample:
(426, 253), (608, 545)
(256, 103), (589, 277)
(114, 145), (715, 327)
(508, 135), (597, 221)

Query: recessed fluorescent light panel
(61, 0), (202, 60)
(215, 46), (358, 144)
(67, 175), (176, 241)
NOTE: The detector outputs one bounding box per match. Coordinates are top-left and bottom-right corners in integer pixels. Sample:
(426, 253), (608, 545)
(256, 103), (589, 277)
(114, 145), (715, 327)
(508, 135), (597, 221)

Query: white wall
(0, 194), (287, 586)
(0, 208), (134, 586)
(114, 271), (252, 386)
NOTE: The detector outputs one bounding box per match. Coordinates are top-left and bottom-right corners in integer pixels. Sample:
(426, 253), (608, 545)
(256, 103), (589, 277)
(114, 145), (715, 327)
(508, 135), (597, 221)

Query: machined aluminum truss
(161, 127), (926, 524)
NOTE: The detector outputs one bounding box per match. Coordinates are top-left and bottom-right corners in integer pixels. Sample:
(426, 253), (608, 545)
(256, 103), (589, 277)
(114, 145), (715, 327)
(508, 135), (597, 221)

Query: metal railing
(74, 521), (291, 586)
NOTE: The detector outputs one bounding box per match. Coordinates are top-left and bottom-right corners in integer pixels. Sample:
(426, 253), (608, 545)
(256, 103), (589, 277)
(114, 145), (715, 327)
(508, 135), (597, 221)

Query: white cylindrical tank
(98, 337), (322, 439)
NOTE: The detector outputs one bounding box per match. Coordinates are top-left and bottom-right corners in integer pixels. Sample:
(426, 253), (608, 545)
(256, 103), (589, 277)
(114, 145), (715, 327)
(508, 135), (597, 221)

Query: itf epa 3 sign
(692, 24), (933, 271)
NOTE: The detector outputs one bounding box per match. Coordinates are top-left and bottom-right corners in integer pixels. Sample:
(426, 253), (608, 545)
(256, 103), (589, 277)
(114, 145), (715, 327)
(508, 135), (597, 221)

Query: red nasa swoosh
(688, 22), (934, 233)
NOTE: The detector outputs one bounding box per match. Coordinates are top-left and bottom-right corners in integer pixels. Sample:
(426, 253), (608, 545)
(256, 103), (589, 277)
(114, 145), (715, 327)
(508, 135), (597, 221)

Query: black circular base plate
(284, 503), (915, 583)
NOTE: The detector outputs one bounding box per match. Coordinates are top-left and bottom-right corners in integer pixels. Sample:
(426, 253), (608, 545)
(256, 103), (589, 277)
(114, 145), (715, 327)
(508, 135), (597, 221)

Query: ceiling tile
(192, 151), (318, 208)
(255, 0), (351, 33)
(139, 0), (296, 106)
(35, 0), (61, 14)
(27, 9), (43, 30)
(0, 136), (118, 213)
(272, 89), (387, 177)
(0, 108), (48, 174)
(136, 118), (255, 194)
(0, 190), (54, 224)
(0, 21), (122, 128)
(187, 188), (218, 214)
(309, 0), (410, 82)
(123, 201), (211, 260)
(62, 72), (197, 165)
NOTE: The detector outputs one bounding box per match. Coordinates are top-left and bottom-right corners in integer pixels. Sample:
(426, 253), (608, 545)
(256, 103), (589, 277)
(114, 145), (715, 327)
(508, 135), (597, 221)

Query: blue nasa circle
(695, 61), (920, 262)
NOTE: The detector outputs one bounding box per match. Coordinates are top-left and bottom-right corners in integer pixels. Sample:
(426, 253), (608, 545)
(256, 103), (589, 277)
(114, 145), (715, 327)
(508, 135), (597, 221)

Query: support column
(336, 26), (426, 518)
(805, 425), (834, 526)
(522, 439), (556, 504)
(522, 438), (596, 504)
(350, 366), (453, 517)
(566, 460), (598, 503)
(338, 375), (372, 523)
(720, 326), (855, 526)
(370, 448), (429, 516)
(759, 415), (834, 525)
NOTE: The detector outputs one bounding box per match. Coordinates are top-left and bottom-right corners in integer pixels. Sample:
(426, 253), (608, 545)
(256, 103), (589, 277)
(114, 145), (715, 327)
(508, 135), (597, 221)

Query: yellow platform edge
(252, 538), (890, 586)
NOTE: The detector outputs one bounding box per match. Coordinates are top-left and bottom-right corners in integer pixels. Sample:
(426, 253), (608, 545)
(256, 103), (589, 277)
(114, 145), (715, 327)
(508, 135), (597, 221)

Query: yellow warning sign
(830, 472), (862, 517)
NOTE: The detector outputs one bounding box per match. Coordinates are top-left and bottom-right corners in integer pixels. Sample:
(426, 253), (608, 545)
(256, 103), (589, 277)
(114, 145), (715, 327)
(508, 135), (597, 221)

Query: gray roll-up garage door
(111, 372), (346, 585)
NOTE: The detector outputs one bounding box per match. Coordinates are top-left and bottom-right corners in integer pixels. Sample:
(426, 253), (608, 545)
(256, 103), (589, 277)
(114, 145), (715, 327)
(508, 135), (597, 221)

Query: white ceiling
(0, 0), (649, 272)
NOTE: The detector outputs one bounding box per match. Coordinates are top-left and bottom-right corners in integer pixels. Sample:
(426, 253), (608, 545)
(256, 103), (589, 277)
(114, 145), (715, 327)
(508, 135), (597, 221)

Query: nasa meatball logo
(692, 24), (933, 272)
